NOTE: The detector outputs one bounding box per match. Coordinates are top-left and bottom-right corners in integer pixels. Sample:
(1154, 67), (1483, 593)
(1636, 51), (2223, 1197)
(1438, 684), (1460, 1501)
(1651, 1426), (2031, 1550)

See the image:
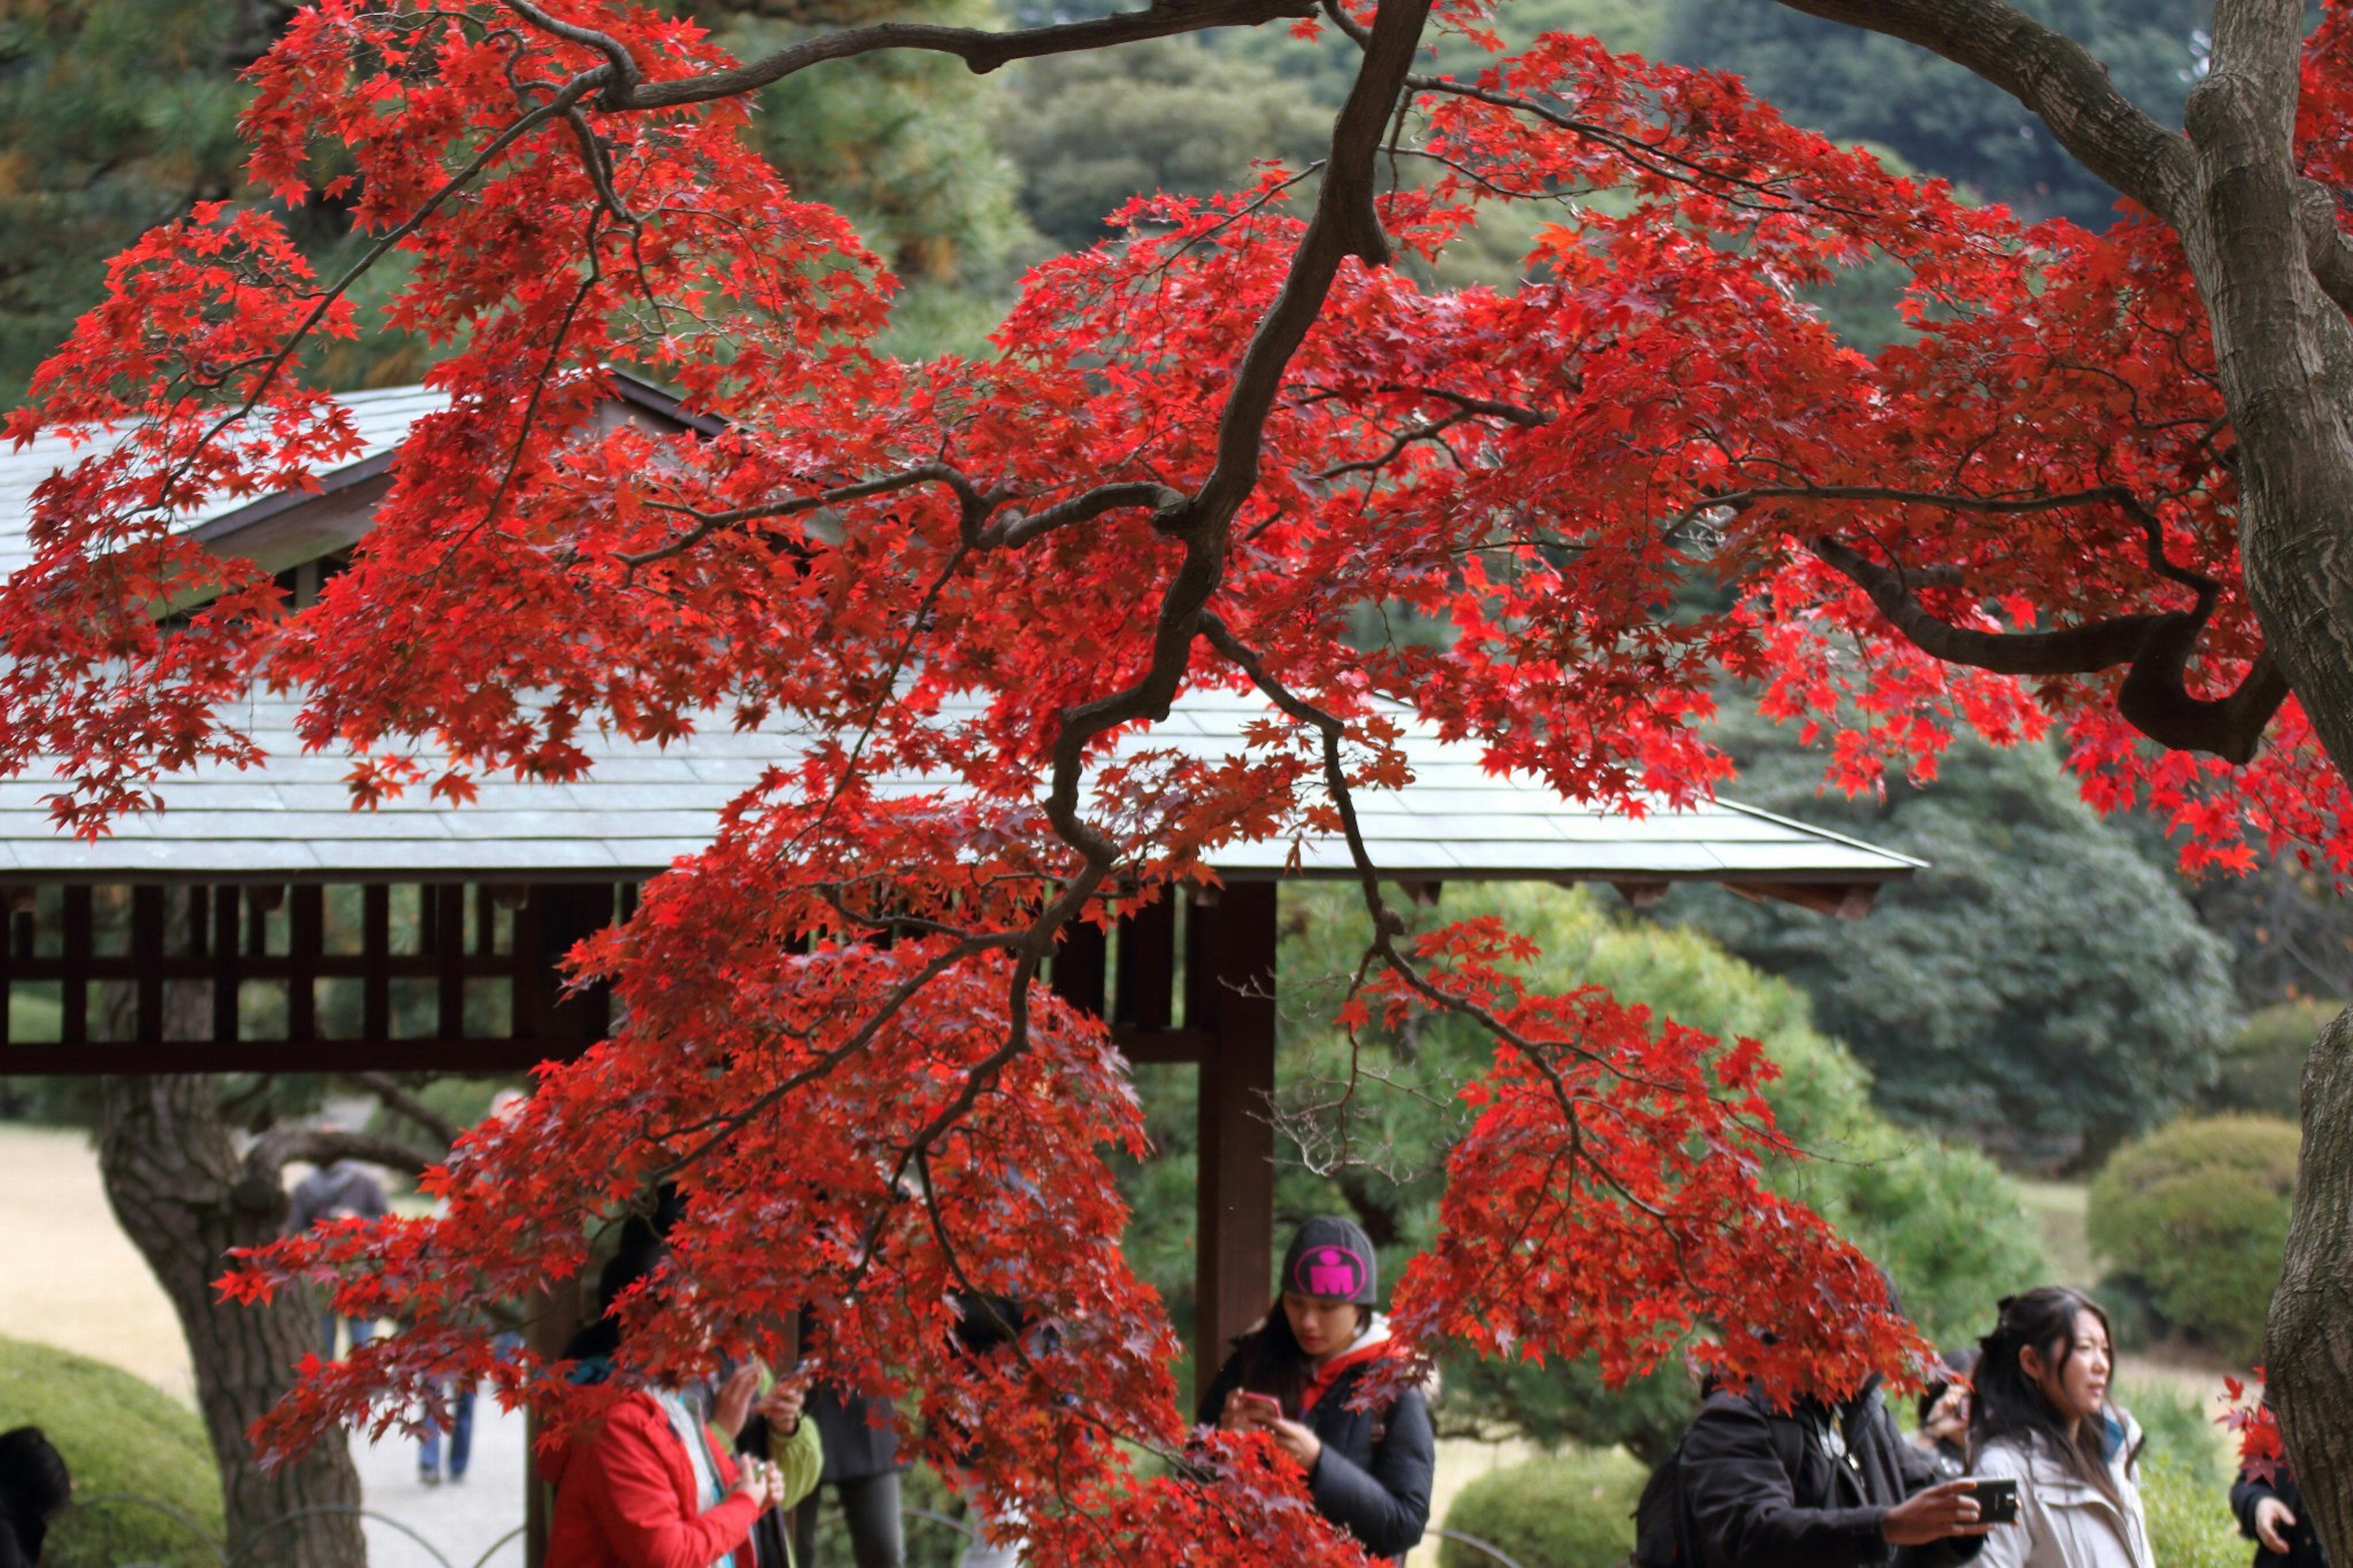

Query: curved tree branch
(616, 0), (1319, 107)
(1809, 534), (2288, 762)
(1767, 0), (2196, 224)
(342, 1072), (464, 1148)
(242, 1127), (444, 1189)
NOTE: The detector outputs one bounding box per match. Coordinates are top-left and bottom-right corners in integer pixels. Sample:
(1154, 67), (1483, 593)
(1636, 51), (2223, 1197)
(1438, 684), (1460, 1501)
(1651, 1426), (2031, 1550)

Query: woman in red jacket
(542, 1358), (801, 1568)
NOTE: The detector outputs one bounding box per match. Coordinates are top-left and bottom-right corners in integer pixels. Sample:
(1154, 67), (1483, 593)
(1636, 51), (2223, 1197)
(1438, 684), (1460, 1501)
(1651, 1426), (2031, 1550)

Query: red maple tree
(12, 0), (2353, 1561)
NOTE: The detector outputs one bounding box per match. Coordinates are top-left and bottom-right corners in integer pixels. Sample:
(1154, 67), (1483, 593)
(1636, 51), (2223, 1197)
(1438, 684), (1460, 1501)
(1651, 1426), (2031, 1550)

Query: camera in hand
(1965, 1476), (2018, 1525)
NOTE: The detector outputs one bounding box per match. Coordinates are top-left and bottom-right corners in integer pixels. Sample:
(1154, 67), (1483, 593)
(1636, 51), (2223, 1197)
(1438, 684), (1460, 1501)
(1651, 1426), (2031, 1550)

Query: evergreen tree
(1659, 0), (2208, 226)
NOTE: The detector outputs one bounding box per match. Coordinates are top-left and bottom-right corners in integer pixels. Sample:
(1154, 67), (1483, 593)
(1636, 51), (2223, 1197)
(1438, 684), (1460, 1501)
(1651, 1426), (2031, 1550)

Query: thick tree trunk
(2173, 6), (2353, 1558)
(96, 1074), (368, 1568)
(2271, 1010), (2353, 1553)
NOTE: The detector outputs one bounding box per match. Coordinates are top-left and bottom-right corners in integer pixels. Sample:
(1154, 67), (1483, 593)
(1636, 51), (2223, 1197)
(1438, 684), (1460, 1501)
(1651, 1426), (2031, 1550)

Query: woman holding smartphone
(1966, 1287), (2153, 1568)
(1196, 1216), (1434, 1563)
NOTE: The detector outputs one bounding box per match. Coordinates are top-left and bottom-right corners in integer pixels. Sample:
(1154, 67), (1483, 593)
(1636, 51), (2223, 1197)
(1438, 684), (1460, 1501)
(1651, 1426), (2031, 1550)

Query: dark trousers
(418, 1383), (473, 1477)
(792, 1472), (905, 1568)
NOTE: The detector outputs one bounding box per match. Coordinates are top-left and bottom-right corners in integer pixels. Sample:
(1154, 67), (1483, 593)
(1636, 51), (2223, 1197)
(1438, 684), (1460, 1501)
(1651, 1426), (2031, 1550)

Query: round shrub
(2087, 1115), (2299, 1361)
(2210, 1000), (2339, 1120)
(0, 1335), (222, 1568)
(1439, 1447), (1646, 1568)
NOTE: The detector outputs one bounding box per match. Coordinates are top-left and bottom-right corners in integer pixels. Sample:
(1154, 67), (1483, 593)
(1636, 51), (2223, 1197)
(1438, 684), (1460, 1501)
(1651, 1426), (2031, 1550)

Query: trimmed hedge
(1439, 1447), (1646, 1568)
(0, 1336), (222, 1568)
(2088, 1115), (2298, 1361)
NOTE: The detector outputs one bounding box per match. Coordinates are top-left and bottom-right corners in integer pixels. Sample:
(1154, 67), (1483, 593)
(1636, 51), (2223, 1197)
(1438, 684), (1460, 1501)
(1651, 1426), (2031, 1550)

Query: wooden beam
(0, 1039), (588, 1075)
(1726, 881), (1882, 920)
(59, 886), (89, 1043)
(1190, 881), (1277, 1409)
(132, 886), (164, 1042)
(435, 884), (467, 1039)
(1112, 1026), (1214, 1065)
(211, 886), (240, 1043)
(1115, 897), (1176, 1030)
(1051, 918), (1107, 1017)
(362, 885), (391, 1039)
(288, 885), (322, 1042)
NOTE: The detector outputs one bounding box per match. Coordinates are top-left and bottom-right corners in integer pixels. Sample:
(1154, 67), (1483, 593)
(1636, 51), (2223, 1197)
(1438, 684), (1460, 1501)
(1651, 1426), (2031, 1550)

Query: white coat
(1971, 1412), (2154, 1568)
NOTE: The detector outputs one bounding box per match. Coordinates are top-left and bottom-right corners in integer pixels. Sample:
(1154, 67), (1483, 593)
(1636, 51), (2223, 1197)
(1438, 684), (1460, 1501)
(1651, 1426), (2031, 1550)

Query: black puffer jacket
(0, 1503), (42, 1568)
(1682, 1382), (1985, 1568)
(1198, 1335), (1434, 1562)
(2232, 1469), (2328, 1568)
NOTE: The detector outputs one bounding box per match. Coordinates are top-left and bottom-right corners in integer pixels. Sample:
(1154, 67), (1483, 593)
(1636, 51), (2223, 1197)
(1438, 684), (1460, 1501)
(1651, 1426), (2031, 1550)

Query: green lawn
(2014, 1178), (2097, 1289)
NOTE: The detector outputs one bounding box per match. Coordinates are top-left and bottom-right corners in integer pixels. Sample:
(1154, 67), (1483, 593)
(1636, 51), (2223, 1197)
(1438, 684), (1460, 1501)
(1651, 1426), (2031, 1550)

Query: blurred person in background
(0, 1427), (69, 1568)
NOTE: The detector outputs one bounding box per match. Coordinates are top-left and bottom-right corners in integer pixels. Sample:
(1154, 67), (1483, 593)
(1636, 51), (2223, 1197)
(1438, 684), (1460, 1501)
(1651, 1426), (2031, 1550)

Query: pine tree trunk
(96, 1074), (368, 1568)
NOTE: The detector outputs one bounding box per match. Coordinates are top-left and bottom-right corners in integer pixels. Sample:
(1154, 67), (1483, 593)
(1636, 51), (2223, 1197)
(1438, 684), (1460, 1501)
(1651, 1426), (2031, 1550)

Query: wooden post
(1188, 881), (1277, 1411)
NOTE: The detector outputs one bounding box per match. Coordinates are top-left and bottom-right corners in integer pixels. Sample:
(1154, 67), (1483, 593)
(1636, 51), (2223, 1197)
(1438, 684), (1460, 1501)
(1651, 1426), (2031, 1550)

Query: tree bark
(1756, 2), (2353, 1551)
(2171, 6), (2353, 1555)
(2272, 1009), (2353, 1550)
(96, 1074), (368, 1568)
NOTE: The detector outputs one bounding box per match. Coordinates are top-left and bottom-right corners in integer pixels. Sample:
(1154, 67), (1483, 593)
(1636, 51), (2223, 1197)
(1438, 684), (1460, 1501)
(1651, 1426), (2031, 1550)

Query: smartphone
(1237, 1392), (1284, 1425)
(1965, 1476), (2019, 1526)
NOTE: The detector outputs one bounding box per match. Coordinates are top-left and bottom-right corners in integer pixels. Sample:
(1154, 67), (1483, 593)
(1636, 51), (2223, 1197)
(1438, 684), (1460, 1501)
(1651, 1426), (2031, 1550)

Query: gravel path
(352, 1398), (528, 1568)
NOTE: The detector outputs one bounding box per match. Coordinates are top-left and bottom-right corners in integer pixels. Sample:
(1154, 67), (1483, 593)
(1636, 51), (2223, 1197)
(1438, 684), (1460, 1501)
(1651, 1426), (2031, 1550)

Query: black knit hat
(1280, 1216), (1379, 1306)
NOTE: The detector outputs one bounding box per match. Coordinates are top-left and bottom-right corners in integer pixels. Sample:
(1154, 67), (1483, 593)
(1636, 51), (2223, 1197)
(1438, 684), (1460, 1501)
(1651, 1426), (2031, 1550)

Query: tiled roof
(0, 386), (448, 580)
(0, 392), (1922, 890)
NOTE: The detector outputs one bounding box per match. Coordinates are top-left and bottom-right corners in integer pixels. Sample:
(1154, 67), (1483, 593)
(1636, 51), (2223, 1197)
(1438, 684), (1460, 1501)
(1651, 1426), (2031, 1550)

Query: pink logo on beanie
(1293, 1244), (1366, 1300)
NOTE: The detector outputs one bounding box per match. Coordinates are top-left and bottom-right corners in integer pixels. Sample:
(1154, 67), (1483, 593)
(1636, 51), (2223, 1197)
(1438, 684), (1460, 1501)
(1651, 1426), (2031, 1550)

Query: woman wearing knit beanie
(1195, 1216), (1434, 1563)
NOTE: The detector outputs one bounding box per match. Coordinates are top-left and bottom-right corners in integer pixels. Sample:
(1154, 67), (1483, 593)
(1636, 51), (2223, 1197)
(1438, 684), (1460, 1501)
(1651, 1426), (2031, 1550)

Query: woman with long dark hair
(1195, 1217), (1433, 1564)
(1968, 1287), (2152, 1568)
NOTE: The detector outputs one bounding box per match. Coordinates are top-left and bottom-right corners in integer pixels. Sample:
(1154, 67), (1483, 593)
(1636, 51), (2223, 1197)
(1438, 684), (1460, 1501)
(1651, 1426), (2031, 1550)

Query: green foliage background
(1657, 0), (2207, 227)
(2209, 1000), (2336, 1121)
(2089, 1114), (2299, 1361)
(1436, 1446), (1646, 1568)
(0, 1336), (223, 1568)
(1672, 707), (2236, 1168)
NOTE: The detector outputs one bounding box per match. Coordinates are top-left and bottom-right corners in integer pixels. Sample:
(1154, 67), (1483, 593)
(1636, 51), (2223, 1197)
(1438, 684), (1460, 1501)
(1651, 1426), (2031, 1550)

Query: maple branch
(1035, 0), (1433, 896)
(343, 1073), (465, 1148)
(155, 79), (599, 520)
(1181, 0), (1428, 528)
(1805, 501), (2290, 762)
(1200, 613), (1696, 1279)
(499, 0), (642, 107)
(1314, 411), (1481, 480)
(1377, 384), (1548, 427)
(620, 465), (980, 567)
(1765, 0), (2196, 224)
(615, 0), (1319, 108)
(642, 931), (1007, 1187)
(1403, 74), (1862, 216)
(980, 482), (1186, 548)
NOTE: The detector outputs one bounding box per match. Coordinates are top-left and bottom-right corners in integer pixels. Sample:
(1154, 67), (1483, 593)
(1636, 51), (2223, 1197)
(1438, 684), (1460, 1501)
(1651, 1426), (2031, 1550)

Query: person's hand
(1923, 1388), (1970, 1444)
(1221, 1388), (1276, 1433)
(713, 1362), (764, 1439)
(757, 1377), (808, 1436)
(1266, 1417), (1323, 1471)
(2255, 1495), (2298, 1555)
(1883, 1480), (1989, 1545)
(732, 1458), (784, 1510)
